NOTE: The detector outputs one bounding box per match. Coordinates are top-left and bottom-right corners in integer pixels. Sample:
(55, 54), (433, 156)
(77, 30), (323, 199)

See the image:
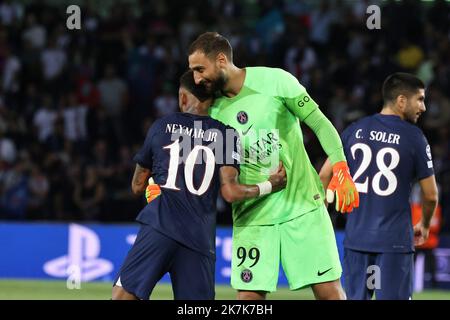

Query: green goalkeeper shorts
(230, 205), (342, 292)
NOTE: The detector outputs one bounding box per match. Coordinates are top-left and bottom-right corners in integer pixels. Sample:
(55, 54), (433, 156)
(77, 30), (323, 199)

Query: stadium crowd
(0, 0), (449, 230)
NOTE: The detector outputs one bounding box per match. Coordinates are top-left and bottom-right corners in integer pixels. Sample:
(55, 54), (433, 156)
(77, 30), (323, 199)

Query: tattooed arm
(219, 162), (287, 203)
(131, 164), (152, 195)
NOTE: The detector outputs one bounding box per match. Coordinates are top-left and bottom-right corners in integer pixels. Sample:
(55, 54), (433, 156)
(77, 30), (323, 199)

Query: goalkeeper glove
(145, 177), (161, 203)
(326, 161), (359, 213)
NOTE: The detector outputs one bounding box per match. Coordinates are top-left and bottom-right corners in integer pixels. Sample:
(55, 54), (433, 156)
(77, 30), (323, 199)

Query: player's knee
(112, 285), (138, 300)
(237, 290), (267, 300)
(312, 280), (347, 300)
(314, 288), (346, 300)
(329, 287), (347, 300)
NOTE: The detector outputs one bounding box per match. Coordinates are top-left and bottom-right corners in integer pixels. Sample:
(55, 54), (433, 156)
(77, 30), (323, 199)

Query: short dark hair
(179, 70), (211, 102)
(382, 72), (425, 103)
(188, 32), (233, 61)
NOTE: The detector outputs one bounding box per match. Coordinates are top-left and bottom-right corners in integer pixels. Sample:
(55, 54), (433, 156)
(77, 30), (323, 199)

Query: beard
(404, 106), (420, 124)
(405, 116), (417, 124)
(201, 71), (227, 95)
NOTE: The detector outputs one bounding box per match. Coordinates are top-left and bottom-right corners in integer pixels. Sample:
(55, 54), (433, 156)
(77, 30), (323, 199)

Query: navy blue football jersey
(341, 114), (434, 253)
(133, 112), (240, 257)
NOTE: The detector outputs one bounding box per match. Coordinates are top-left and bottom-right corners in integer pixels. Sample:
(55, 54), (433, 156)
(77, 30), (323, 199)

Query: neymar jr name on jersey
(165, 122), (219, 142)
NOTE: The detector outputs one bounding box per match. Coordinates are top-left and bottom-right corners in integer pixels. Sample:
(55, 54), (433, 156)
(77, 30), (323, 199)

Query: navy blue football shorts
(114, 223), (215, 300)
(343, 248), (413, 300)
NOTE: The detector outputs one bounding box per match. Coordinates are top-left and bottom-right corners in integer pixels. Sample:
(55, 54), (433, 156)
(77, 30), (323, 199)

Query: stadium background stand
(0, 0), (448, 235)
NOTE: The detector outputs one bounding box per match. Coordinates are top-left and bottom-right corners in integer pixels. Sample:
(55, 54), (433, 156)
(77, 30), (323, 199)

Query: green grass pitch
(0, 279), (449, 300)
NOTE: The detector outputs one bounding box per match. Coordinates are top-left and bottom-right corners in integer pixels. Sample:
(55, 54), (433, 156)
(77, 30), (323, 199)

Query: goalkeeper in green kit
(186, 32), (359, 300)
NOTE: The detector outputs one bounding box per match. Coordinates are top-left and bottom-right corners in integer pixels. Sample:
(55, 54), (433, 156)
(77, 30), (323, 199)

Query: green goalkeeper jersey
(209, 67), (327, 226)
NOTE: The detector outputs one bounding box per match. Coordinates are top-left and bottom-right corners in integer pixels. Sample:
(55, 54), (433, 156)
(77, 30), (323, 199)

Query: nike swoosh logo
(317, 268), (333, 276)
(242, 124), (253, 135)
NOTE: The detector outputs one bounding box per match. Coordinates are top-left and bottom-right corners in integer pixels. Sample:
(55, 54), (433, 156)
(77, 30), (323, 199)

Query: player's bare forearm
(318, 158), (333, 207)
(219, 163), (286, 203)
(131, 164), (151, 195)
(319, 158), (333, 193)
(419, 175), (439, 228)
(421, 199), (437, 228)
(219, 167), (259, 202)
(222, 183), (260, 203)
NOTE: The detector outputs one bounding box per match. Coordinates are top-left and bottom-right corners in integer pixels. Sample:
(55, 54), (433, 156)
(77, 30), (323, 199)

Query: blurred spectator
(41, 37), (67, 94)
(44, 155), (71, 220)
(254, 4), (285, 53)
(154, 82), (178, 118)
(309, 0), (337, 52)
(22, 14), (46, 49)
(73, 165), (106, 221)
(26, 165), (49, 220)
(422, 85), (450, 131)
(32, 95), (57, 143)
(179, 9), (202, 51)
(103, 145), (141, 222)
(61, 92), (88, 144)
(127, 35), (162, 122)
(2, 46), (21, 96)
(73, 52), (100, 109)
(98, 64), (128, 144)
(284, 35), (317, 86)
(417, 51), (438, 86)
(0, 131), (16, 164)
(427, 0), (450, 33)
(90, 139), (115, 183)
(21, 82), (40, 122)
(53, 23), (71, 49)
(328, 86), (349, 133)
(45, 116), (66, 154)
(0, 161), (28, 219)
(0, 0), (24, 26)
(396, 39), (424, 71)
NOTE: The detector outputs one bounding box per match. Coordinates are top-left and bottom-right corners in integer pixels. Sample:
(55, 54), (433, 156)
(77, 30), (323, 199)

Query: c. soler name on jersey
(355, 129), (400, 145)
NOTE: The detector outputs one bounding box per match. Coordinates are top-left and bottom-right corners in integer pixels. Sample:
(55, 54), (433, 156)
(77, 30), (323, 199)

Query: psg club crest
(237, 111), (248, 124)
(241, 269), (253, 283)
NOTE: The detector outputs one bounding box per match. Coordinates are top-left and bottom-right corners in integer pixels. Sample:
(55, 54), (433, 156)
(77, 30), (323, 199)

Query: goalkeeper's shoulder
(251, 66), (306, 97)
(250, 66), (297, 81)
